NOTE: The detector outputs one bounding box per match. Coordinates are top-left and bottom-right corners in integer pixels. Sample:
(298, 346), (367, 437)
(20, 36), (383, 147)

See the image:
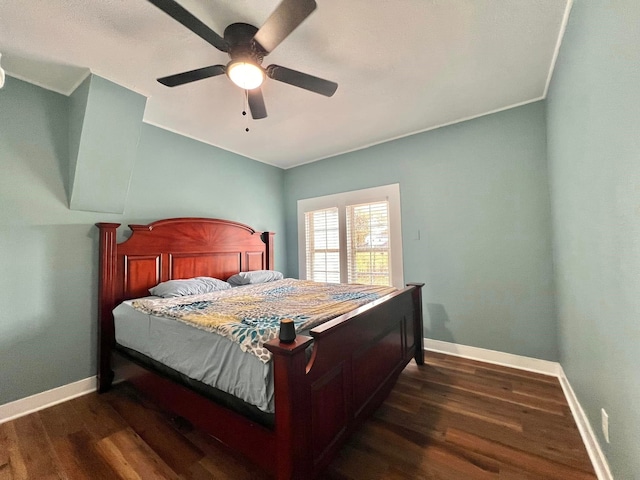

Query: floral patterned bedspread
(131, 278), (396, 363)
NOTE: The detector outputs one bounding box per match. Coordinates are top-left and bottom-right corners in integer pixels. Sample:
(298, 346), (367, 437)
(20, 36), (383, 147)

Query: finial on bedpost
(96, 222), (120, 392)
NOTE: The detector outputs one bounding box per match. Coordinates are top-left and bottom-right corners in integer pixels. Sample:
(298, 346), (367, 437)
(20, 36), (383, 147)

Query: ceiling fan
(148, 0), (338, 120)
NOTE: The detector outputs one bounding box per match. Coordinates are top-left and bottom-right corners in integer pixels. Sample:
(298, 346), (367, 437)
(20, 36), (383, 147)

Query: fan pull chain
(242, 90), (250, 132)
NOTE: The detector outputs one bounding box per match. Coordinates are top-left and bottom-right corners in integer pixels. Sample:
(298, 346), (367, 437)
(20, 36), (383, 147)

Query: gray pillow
(227, 270), (284, 286)
(149, 277), (231, 297)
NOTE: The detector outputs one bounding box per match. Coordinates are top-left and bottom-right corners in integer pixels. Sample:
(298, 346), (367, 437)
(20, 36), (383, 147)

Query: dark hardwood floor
(0, 352), (597, 479)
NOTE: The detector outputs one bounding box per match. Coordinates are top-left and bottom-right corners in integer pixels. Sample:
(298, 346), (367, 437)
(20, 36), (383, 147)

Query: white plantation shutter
(298, 184), (403, 288)
(305, 208), (340, 282)
(346, 201), (390, 286)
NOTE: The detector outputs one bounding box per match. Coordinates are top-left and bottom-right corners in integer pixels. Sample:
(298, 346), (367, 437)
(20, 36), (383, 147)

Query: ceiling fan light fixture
(227, 60), (264, 90)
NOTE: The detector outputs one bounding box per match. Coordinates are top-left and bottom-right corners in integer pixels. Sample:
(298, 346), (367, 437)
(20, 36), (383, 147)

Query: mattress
(113, 298), (275, 413)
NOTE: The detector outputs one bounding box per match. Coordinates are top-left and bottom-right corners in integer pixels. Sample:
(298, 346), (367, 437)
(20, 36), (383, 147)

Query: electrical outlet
(601, 408), (610, 443)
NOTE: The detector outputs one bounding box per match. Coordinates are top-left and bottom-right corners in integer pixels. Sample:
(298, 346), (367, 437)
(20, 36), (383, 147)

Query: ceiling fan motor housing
(224, 23), (265, 65)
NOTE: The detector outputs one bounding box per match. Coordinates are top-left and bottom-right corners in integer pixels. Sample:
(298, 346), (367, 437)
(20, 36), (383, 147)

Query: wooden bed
(96, 217), (424, 479)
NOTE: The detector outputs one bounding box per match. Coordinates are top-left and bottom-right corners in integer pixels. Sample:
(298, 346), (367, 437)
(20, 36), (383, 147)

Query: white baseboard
(424, 338), (612, 480)
(557, 366), (613, 480)
(0, 376), (97, 425)
(424, 338), (561, 376)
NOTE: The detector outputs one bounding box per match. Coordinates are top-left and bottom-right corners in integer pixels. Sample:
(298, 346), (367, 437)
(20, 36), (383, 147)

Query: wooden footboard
(266, 284), (423, 479)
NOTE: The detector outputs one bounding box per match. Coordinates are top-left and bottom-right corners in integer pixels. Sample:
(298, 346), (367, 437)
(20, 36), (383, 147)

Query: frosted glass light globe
(227, 61), (264, 90)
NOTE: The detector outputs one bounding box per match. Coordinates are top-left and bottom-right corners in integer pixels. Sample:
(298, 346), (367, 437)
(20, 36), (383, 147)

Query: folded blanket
(132, 278), (396, 362)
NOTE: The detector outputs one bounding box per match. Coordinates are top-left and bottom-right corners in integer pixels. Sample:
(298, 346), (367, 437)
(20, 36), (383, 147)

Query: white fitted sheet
(113, 298), (275, 412)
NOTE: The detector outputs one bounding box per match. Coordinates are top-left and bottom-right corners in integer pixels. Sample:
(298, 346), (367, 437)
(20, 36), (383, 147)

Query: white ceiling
(0, 0), (571, 169)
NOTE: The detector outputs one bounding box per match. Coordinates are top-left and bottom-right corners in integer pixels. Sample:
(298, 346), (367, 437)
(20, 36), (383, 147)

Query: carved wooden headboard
(95, 217), (274, 389)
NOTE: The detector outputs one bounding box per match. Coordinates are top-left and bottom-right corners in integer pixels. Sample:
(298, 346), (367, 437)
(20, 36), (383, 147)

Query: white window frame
(297, 184), (404, 289)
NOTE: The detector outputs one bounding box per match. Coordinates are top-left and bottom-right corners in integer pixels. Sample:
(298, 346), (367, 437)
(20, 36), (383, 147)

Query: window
(305, 207), (340, 283)
(347, 201), (390, 285)
(298, 184), (403, 288)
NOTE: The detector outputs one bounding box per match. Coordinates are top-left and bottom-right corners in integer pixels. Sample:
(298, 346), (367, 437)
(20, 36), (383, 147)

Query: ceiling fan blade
(147, 0), (228, 52)
(252, 0), (317, 53)
(157, 65), (226, 87)
(266, 64), (338, 97)
(247, 88), (267, 119)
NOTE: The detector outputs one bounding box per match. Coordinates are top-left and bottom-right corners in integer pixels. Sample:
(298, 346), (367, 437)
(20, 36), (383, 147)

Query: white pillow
(227, 270), (284, 286)
(149, 277), (231, 297)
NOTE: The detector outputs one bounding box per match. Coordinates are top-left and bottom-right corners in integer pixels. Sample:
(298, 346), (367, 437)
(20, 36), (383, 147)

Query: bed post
(96, 222), (120, 392)
(261, 231), (275, 270)
(265, 335), (314, 480)
(407, 282), (425, 365)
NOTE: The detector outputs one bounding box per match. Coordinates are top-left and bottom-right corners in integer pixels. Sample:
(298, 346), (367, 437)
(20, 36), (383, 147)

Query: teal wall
(126, 124), (284, 226)
(546, 0), (640, 477)
(284, 102), (558, 361)
(0, 77), (285, 406)
(69, 75), (146, 214)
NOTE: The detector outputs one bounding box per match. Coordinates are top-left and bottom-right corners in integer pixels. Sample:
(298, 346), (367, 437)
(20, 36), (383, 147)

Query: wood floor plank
(510, 377), (568, 403)
(412, 404), (594, 471)
(184, 429), (269, 479)
(11, 414), (64, 479)
(95, 433), (143, 480)
(38, 402), (84, 440)
(445, 427), (596, 480)
(68, 391), (128, 439)
(97, 427), (180, 479)
(0, 424), (11, 479)
(367, 417), (502, 480)
(404, 365), (567, 415)
(0, 422), (27, 480)
(412, 388), (526, 432)
(323, 442), (392, 479)
(107, 387), (204, 477)
(2, 351), (597, 479)
(49, 429), (121, 480)
(427, 353), (558, 385)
